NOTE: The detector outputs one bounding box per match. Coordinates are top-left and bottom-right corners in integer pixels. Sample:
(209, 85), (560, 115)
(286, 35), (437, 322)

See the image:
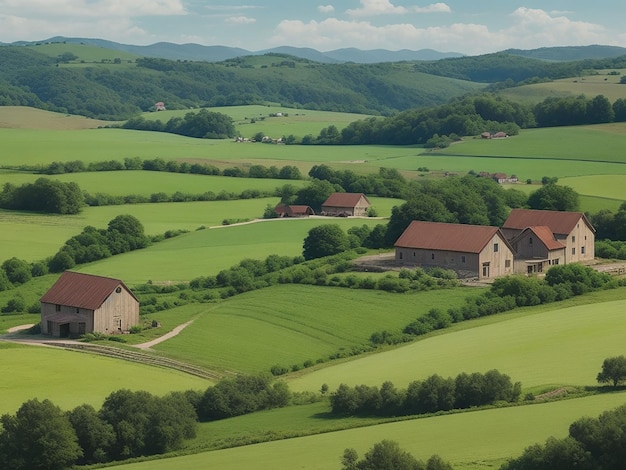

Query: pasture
(0, 106), (110, 130)
(289, 295), (626, 393)
(73, 217), (385, 283)
(0, 341), (211, 416)
(115, 391), (626, 470)
(149, 285), (471, 373)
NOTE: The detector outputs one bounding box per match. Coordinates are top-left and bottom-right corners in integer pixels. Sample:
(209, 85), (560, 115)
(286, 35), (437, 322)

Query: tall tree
(302, 224), (350, 260)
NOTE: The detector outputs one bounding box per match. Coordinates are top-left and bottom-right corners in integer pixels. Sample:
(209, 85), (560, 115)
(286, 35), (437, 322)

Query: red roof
(522, 226), (565, 251)
(503, 209), (594, 236)
(394, 221), (508, 254)
(40, 271), (138, 310)
(322, 192), (370, 208)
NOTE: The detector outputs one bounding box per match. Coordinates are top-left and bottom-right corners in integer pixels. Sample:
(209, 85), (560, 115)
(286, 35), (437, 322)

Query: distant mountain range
(2, 37), (625, 64)
(3, 37), (463, 63)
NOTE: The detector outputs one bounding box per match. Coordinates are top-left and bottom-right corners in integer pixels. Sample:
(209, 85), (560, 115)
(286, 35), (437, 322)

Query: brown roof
(322, 192), (370, 208)
(275, 205), (314, 216)
(40, 271), (138, 310)
(518, 226), (565, 251)
(503, 209), (594, 236)
(394, 221), (509, 254)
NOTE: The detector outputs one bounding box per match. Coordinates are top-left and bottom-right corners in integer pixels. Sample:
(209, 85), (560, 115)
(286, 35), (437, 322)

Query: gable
(513, 226), (565, 251)
(503, 209), (594, 236)
(40, 271), (138, 310)
(394, 221), (511, 254)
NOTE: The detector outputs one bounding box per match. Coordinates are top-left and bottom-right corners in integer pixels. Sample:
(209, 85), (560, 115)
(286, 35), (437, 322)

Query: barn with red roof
(394, 221), (515, 280)
(40, 271), (139, 337)
(321, 192), (370, 217)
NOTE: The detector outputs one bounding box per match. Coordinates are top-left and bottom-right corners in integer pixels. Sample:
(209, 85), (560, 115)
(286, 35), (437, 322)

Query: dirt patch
(6, 324), (35, 333)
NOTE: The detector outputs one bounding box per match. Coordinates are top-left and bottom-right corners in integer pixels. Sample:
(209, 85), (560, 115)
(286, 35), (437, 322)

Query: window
(413, 251), (416, 257)
(529, 237), (533, 245)
(505, 259), (511, 268)
(115, 286), (122, 293)
(572, 236), (576, 243)
(553, 258), (559, 265)
(399, 252), (403, 260)
(461, 255), (466, 263)
(572, 248), (576, 255)
(431, 253), (435, 260)
(494, 243), (499, 252)
(55, 304), (61, 312)
(75, 307), (79, 314)
(581, 246), (586, 255)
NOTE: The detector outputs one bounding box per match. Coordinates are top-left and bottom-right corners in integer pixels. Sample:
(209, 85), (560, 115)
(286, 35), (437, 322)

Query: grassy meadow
(149, 285), (472, 373)
(2, 103), (626, 469)
(501, 69), (626, 105)
(0, 341), (211, 416)
(115, 392), (626, 470)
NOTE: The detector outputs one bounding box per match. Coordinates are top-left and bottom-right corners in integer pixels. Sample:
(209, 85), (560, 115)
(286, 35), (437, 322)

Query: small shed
(321, 193), (370, 217)
(40, 271), (139, 337)
(274, 204), (315, 217)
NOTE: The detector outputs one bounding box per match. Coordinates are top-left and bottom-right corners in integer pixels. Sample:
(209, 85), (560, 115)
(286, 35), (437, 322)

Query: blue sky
(1, 1), (625, 55)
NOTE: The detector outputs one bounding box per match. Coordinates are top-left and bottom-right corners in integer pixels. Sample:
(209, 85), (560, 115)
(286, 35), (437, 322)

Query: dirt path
(133, 320), (194, 350)
(6, 324), (35, 333)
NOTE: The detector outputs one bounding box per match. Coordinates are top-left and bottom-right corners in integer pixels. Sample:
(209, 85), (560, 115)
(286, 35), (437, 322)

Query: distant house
(274, 204), (315, 218)
(155, 102), (166, 111)
(502, 209), (595, 264)
(40, 271), (139, 338)
(321, 193), (370, 217)
(492, 173), (518, 184)
(394, 221), (515, 280)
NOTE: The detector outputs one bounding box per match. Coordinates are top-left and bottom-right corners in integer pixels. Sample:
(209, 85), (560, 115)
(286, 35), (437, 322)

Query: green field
(502, 70), (626, 105)
(73, 218), (385, 283)
(115, 392), (626, 470)
(0, 341), (211, 416)
(150, 285), (471, 373)
(289, 295), (626, 393)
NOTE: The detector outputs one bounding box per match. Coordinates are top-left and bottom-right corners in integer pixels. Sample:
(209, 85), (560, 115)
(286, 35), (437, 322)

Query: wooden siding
(322, 195), (370, 216)
(93, 288), (139, 334)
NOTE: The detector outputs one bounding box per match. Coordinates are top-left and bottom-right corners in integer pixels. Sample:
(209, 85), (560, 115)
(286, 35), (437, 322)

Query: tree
(597, 355), (626, 387)
(527, 184), (579, 212)
(302, 224), (350, 260)
(67, 404), (115, 465)
(0, 398), (82, 470)
(341, 440), (437, 470)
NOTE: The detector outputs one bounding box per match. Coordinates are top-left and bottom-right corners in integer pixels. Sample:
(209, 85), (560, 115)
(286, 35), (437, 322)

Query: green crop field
(289, 294), (626, 393)
(114, 392), (626, 470)
(0, 341), (211, 416)
(559, 175), (626, 202)
(149, 285), (471, 373)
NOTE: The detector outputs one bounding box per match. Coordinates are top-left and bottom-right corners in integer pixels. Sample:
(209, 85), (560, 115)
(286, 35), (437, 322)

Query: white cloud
(225, 16), (256, 25)
(412, 3), (451, 14)
(346, 1), (450, 17)
(0, 0), (186, 17)
(318, 5), (335, 14)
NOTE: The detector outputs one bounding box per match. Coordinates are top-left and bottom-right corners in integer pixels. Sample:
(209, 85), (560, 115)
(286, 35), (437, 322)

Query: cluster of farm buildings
(39, 192), (594, 338)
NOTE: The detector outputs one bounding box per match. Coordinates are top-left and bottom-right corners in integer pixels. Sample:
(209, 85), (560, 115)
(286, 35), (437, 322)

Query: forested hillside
(0, 46), (482, 119)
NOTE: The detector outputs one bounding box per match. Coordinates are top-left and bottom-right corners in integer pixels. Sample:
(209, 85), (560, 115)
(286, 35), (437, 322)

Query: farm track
(42, 341), (225, 381)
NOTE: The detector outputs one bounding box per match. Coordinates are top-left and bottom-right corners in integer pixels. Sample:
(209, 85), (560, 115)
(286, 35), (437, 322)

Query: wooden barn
(274, 204), (315, 217)
(40, 271), (139, 337)
(394, 221), (515, 280)
(321, 192), (370, 217)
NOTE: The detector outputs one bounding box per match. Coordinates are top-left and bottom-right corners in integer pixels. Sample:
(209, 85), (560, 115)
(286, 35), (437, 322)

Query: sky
(1, 1), (625, 55)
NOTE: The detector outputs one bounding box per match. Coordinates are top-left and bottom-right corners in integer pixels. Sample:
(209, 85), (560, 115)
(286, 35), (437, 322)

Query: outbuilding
(40, 271), (139, 337)
(321, 192), (370, 217)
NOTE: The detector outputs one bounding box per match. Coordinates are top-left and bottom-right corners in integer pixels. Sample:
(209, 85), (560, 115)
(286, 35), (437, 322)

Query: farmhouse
(502, 209), (595, 265)
(508, 226), (566, 274)
(274, 204), (315, 217)
(321, 192), (370, 217)
(40, 271), (139, 338)
(394, 221), (515, 280)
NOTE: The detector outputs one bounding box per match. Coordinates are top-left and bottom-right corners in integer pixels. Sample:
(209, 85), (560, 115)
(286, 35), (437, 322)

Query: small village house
(321, 192), (370, 217)
(40, 271), (139, 337)
(394, 221), (515, 280)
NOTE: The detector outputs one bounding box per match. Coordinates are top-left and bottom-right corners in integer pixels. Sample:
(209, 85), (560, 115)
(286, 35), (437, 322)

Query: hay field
(0, 106), (111, 129)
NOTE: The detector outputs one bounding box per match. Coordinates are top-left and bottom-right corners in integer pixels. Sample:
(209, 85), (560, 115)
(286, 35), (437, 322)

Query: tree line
(309, 93), (626, 146)
(330, 369), (521, 417)
(121, 108), (236, 139)
(0, 373), (289, 470)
